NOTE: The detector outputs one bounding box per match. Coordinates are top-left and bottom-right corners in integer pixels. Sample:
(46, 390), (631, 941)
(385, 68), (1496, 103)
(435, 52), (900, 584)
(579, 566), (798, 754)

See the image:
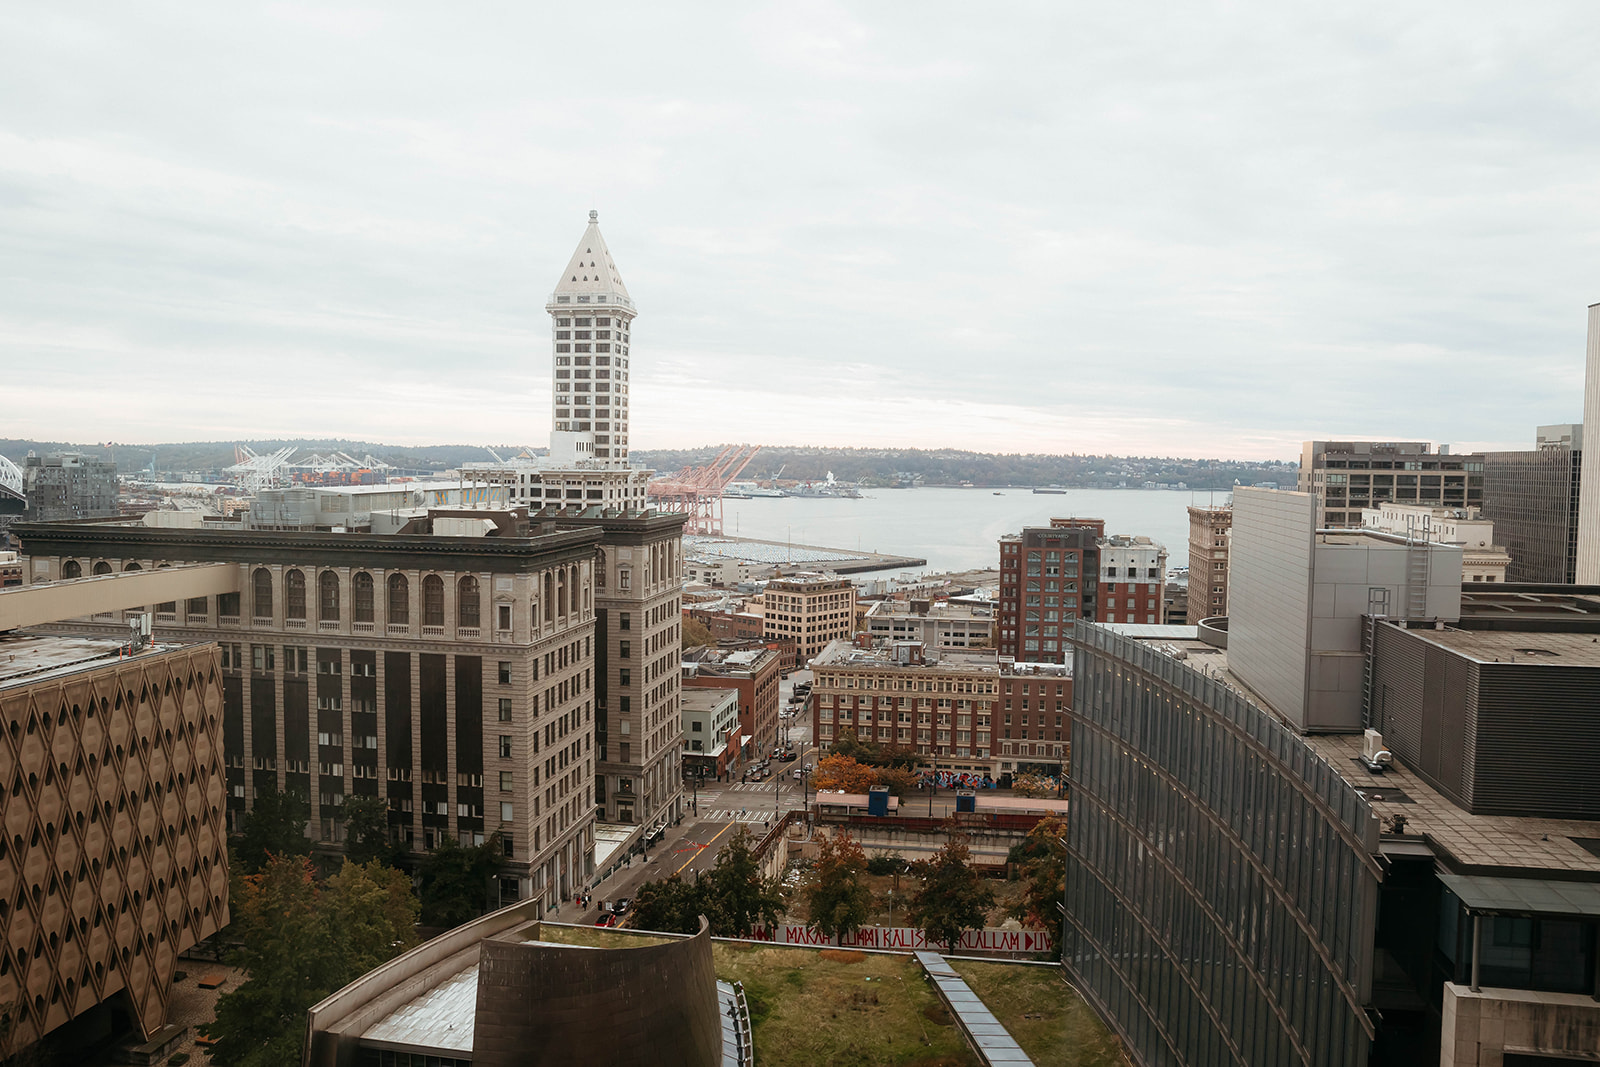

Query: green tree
(907, 833), (996, 953)
(326, 859), (421, 976)
(804, 832), (872, 940)
(700, 827), (786, 936)
(234, 787), (311, 874)
(417, 833), (504, 927)
(204, 855), (419, 1066)
(342, 795), (396, 868)
(1007, 816), (1066, 931)
(873, 765), (918, 799)
(629, 874), (708, 935)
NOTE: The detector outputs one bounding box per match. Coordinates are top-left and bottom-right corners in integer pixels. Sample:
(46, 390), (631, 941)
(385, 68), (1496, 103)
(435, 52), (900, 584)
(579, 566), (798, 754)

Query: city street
(546, 670), (820, 923)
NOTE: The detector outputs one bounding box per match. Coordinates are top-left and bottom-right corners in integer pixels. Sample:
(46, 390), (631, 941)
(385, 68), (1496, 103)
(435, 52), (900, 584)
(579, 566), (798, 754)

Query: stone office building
(15, 519), (604, 911)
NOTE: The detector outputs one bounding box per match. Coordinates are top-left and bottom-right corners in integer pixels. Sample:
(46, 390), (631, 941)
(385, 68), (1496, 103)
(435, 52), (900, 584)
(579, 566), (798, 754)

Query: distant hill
(0, 439), (542, 476)
(0, 439), (1291, 490)
(632, 445), (1294, 491)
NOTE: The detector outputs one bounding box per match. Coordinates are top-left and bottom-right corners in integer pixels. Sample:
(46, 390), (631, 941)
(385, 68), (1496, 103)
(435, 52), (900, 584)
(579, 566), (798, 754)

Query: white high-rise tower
(547, 210), (635, 467)
(1578, 302), (1600, 581)
(510, 210), (652, 511)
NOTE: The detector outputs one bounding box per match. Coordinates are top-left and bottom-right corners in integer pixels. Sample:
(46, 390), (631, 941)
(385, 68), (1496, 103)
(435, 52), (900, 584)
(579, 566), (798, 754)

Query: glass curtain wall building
(1479, 446), (1581, 584)
(1063, 621), (1382, 1067)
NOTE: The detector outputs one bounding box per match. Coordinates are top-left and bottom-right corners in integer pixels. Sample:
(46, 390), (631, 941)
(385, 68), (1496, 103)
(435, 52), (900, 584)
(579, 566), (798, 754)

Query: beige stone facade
(16, 521), (602, 911)
(584, 511), (687, 836)
(1186, 505), (1231, 620)
(762, 574), (855, 663)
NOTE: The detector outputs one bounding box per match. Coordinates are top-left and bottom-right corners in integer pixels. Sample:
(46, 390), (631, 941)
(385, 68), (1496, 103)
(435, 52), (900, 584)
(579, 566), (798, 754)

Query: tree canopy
(417, 833), (505, 927)
(827, 729), (918, 770)
(907, 833), (996, 953)
(804, 832), (872, 940)
(811, 754), (879, 794)
(682, 615), (716, 649)
(629, 828), (785, 938)
(341, 795), (399, 868)
(203, 856), (418, 1066)
(1007, 816), (1067, 931)
(234, 787), (310, 874)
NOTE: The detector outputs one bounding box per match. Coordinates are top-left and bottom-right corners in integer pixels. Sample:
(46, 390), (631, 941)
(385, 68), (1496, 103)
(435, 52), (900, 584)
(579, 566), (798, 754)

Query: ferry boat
(1032, 486), (1067, 494)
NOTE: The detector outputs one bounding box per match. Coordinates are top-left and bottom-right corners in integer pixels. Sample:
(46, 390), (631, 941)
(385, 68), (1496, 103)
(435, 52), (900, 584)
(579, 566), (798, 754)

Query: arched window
(557, 571), (567, 618)
(122, 562), (142, 572)
(61, 560), (81, 579)
(387, 574), (409, 625)
(423, 575), (444, 627)
(319, 571), (340, 621)
(352, 572), (374, 623)
(92, 561), (112, 575)
(458, 575), (480, 629)
(543, 573), (553, 622)
(252, 569), (272, 619)
(285, 570), (306, 620)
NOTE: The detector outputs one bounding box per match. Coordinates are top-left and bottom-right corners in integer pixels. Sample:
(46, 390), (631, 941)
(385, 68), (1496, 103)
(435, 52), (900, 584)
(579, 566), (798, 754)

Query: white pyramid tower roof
(548, 210), (633, 310)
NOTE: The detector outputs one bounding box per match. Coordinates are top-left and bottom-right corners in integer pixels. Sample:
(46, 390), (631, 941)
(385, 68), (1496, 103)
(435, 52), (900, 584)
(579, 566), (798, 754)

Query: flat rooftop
(1115, 628), (1600, 877)
(1392, 625), (1600, 667)
(0, 633), (181, 689)
(1305, 733), (1600, 877)
(810, 640), (1000, 673)
(867, 600), (994, 620)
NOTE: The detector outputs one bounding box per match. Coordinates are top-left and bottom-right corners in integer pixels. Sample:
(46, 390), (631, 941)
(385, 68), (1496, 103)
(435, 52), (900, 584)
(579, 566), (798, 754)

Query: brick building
(1095, 534), (1166, 625)
(680, 646), (781, 756)
(997, 518), (1104, 663)
(809, 640), (1070, 779)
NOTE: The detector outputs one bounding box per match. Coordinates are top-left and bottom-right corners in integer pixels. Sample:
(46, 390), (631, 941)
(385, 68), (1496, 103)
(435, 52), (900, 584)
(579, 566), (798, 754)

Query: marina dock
(684, 534), (926, 574)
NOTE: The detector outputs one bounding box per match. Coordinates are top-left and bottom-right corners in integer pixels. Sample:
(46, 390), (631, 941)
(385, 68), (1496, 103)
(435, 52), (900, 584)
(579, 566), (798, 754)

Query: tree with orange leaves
(811, 753), (879, 794)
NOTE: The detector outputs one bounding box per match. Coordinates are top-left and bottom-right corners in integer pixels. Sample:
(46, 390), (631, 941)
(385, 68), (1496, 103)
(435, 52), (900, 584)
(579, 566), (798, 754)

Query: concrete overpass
(0, 564), (240, 632)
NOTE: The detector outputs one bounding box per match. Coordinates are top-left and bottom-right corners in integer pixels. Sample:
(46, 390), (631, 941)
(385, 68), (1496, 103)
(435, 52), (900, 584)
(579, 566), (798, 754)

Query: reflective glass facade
(1064, 622), (1382, 1067)
(1479, 448), (1580, 584)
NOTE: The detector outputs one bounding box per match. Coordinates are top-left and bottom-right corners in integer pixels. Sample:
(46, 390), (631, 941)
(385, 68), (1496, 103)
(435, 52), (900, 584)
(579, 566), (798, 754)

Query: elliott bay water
(720, 486), (1233, 576)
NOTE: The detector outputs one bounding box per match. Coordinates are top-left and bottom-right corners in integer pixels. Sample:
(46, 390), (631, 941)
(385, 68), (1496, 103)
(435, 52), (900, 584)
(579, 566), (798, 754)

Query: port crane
(645, 444), (761, 536)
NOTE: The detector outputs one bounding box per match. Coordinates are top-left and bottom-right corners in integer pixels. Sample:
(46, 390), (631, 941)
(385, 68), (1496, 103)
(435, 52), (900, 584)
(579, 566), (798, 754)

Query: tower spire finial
(589, 209), (598, 223)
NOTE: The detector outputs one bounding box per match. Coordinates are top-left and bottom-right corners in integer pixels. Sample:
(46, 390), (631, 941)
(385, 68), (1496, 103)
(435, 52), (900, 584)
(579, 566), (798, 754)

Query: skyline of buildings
(11, 203), (1600, 1065)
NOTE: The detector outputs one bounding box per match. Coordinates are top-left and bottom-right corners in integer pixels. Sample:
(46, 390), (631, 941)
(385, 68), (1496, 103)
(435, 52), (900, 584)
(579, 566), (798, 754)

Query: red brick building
(1095, 534), (1168, 626)
(680, 646), (783, 754)
(684, 605), (764, 642)
(998, 518), (1104, 663)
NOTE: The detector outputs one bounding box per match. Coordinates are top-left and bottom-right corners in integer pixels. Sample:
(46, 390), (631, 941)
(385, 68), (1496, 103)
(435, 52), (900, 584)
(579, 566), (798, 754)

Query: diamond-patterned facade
(0, 643), (227, 1050)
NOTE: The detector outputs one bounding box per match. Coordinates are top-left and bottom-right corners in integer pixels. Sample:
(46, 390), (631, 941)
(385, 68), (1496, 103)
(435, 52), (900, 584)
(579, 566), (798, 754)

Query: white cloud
(1, 1), (1595, 459)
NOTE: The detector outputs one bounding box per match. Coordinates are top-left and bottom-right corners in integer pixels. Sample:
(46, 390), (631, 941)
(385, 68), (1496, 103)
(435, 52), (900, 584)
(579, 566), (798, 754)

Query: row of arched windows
(55, 557), (585, 631)
(251, 569), (482, 627)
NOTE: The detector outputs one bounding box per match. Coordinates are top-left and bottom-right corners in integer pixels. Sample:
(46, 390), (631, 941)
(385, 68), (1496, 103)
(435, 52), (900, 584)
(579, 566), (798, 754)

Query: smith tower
(547, 210), (635, 468)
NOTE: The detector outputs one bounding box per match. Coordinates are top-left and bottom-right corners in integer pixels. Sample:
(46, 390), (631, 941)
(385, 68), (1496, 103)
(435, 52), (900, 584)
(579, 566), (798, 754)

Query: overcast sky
(2, 3), (1596, 460)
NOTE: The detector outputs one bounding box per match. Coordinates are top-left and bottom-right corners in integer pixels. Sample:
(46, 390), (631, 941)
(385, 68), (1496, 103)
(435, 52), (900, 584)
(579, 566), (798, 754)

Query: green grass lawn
(532, 924), (1126, 1067)
(950, 960), (1129, 1067)
(712, 942), (978, 1067)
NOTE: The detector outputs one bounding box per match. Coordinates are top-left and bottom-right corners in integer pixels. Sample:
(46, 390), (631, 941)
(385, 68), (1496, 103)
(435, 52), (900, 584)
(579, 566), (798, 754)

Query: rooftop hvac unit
(1361, 728), (1393, 773)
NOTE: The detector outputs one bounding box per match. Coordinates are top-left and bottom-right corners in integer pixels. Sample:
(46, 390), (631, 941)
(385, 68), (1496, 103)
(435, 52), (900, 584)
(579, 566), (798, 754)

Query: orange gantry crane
(645, 444), (762, 536)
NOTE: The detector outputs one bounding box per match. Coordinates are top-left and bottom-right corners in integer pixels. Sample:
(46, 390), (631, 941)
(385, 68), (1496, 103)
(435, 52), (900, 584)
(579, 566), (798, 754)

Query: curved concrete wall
(472, 917), (721, 1067)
